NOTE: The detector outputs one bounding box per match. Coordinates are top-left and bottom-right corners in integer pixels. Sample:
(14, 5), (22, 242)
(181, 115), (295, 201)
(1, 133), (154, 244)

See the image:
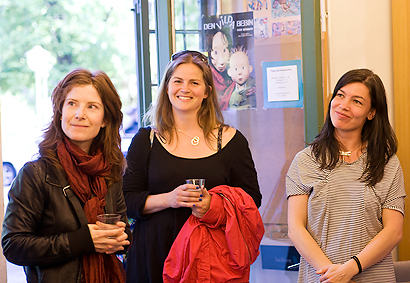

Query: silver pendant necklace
(177, 128), (200, 146)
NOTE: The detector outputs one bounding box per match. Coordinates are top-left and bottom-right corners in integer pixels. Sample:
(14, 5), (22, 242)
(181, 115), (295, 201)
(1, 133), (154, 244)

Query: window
(1, 1), (137, 280)
(174, 0), (202, 51)
(131, 0), (205, 125)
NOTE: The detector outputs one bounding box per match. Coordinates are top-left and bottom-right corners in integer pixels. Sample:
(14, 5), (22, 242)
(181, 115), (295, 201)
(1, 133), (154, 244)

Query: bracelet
(351, 255), (362, 273)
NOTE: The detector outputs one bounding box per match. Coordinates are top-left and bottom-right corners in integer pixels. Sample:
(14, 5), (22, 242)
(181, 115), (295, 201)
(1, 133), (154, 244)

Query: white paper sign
(266, 65), (299, 102)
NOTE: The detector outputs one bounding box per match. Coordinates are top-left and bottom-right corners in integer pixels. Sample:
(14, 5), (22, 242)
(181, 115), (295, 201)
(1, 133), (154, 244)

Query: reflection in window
(174, 0), (202, 51)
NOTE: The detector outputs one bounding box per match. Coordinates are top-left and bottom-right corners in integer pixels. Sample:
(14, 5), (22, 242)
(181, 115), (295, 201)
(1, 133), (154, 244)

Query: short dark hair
(206, 29), (232, 63)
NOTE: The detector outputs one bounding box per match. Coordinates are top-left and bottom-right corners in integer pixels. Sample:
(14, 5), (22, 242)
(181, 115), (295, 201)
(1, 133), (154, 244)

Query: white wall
(325, 0), (397, 261)
(325, 0), (394, 124)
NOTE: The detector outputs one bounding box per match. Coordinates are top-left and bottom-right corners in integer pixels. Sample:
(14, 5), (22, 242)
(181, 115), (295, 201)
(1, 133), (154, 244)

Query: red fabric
(57, 137), (125, 283)
(211, 64), (233, 96)
(219, 82), (236, 111)
(163, 185), (264, 283)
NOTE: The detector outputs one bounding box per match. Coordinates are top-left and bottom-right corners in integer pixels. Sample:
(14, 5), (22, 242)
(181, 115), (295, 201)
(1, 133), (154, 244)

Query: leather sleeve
(1, 161), (93, 266)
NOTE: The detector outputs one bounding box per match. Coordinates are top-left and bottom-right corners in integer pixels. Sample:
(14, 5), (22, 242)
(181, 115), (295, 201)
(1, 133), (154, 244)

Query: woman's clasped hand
(88, 222), (130, 254)
(317, 263), (358, 283)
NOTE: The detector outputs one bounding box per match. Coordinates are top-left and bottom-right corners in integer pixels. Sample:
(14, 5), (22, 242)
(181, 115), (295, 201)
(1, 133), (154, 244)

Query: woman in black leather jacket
(2, 68), (131, 283)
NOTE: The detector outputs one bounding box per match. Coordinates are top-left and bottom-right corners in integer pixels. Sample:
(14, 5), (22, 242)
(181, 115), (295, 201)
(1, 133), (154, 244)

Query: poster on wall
(272, 20), (301, 37)
(272, 0), (301, 18)
(245, 0), (301, 38)
(262, 59), (303, 109)
(202, 11), (256, 111)
(254, 17), (269, 39)
(271, 0), (301, 37)
(247, 0), (269, 11)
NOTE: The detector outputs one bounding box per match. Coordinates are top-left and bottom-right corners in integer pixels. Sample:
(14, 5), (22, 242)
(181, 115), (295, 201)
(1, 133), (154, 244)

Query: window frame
(132, 0), (324, 139)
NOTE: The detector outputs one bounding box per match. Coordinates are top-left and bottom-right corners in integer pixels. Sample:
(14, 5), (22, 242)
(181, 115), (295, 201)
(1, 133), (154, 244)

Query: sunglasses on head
(171, 50), (208, 62)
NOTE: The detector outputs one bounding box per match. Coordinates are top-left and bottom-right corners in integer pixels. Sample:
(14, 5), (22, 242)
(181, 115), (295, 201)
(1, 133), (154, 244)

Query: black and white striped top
(286, 147), (405, 283)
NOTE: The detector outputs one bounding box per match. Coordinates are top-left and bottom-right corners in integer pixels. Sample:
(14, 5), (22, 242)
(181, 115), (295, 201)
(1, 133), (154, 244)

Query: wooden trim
(322, 31), (329, 118)
(392, 0), (410, 261)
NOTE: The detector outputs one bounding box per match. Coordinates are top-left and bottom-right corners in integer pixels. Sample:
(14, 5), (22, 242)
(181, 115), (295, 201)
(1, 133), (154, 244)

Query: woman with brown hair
(123, 51), (262, 283)
(2, 68), (131, 283)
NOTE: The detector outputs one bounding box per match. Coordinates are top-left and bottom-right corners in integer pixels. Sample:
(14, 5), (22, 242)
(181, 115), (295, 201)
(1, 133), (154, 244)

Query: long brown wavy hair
(145, 51), (226, 148)
(39, 68), (125, 185)
(311, 68), (397, 187)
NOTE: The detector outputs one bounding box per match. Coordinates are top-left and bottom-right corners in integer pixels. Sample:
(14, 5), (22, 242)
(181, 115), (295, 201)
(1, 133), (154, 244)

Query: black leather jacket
(2, 159), (131, 283)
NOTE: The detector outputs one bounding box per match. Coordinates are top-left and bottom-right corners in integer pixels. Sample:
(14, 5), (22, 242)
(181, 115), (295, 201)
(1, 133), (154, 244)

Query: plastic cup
(185, 179), (205, 191)
(97, 213), (121, 239)
(97, 213), (121, 225)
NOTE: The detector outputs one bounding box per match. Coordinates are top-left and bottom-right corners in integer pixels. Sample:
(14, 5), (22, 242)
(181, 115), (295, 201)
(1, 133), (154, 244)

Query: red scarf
(57, 137), (125, 283)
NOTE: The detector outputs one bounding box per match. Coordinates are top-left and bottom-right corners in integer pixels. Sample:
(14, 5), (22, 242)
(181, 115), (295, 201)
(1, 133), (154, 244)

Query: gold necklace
(339, 150), (352, 157)
(339, 144), (363, 160)
(177, 128), (201, 146)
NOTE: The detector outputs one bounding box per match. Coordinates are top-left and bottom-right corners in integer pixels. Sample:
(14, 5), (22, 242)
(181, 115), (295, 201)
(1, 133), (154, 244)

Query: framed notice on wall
(262, 59), (303, 109)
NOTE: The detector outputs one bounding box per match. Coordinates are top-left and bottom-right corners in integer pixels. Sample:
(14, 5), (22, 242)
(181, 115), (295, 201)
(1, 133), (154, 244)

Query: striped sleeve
(286, 149), (315, 198)
(382, 156), (406, 215)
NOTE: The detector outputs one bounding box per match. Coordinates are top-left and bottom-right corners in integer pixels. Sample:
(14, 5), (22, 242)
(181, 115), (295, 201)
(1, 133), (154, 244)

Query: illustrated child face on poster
(210, 31), (230, 73)
(227, 48), (253, 87)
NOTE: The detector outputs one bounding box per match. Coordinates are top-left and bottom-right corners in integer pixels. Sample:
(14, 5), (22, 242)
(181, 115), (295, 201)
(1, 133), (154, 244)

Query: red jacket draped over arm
(163, 185), (264, 282)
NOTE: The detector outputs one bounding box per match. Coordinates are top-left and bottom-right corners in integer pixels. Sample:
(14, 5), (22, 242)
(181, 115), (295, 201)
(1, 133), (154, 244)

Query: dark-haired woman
(286, 69), (405, 283)
(2, 68), (131, 283)
(123, 51), (262, 283)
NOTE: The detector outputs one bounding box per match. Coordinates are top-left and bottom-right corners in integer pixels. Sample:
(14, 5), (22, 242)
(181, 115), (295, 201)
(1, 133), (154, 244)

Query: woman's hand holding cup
(89, 213), (130, 254)
(185, 179), (205, 191)
(185, 179), (211, 218)
(166, 179), (211, 215)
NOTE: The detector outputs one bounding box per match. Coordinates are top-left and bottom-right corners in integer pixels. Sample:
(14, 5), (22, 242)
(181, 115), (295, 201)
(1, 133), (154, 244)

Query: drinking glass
(185, 179), (205, 191)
